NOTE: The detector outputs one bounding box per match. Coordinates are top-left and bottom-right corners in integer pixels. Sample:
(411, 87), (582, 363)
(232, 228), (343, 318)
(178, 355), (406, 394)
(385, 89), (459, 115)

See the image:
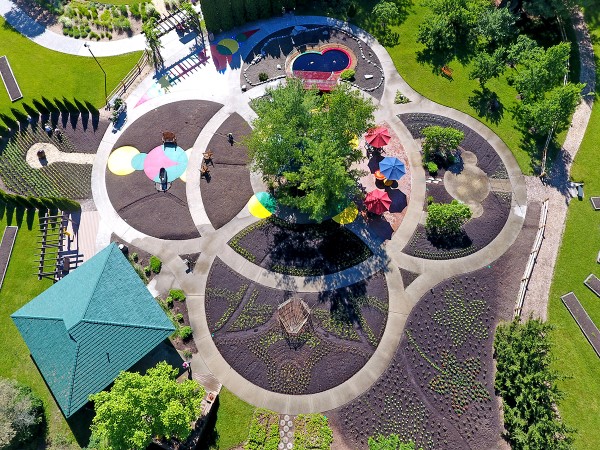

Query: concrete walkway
(88, 15), (539, 413)
(0, 0), (146, 56)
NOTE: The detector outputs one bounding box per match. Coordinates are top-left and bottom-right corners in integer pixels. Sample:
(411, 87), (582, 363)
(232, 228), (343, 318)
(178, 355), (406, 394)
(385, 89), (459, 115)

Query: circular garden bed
(398, 113), (512, 260)
(205, 258), (389, 394)
(228, 217), (373, 276)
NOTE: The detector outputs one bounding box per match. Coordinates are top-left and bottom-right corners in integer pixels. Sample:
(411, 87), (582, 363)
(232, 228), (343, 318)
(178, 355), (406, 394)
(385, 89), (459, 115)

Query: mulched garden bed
(200, 113), (253, 229)
(228, 217), (373, 276)
(106, 100), (223, 240)
(398, 113), (508, 178)
(165, 296), (199, 355)
(205, 258), (389, 395)
(327, 202), (542, 450)
(242, 26), (384, 100)
(398, 112), (512, 260)
(403, 191), (511, 260)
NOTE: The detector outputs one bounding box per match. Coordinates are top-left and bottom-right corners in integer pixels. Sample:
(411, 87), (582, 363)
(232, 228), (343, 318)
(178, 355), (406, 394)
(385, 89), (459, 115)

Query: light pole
(83, 43), (107, 107)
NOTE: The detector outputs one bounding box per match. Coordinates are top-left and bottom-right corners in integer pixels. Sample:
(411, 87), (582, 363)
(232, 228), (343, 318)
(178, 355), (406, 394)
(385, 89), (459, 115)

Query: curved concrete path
(0, 0), (145, 56)
(91, 15), (528, 414)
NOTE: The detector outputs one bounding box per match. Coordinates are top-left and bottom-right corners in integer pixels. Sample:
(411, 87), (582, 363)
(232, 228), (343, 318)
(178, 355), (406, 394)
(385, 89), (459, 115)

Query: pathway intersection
(89, 15), (530, 414)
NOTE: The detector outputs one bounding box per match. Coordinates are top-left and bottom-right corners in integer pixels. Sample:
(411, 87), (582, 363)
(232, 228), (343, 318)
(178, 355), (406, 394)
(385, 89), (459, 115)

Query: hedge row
(202, 0), (296, 33)
(0, 189), (80, 212)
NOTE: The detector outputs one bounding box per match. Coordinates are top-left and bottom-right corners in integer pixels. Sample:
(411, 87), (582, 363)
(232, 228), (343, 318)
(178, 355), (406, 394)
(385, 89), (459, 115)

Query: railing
(514, 198), (550, 318)
(106, 50), (150, 106)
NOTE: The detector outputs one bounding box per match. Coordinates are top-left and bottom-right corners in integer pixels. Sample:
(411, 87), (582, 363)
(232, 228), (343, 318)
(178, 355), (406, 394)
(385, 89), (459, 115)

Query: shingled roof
(11, 243), (175, 417)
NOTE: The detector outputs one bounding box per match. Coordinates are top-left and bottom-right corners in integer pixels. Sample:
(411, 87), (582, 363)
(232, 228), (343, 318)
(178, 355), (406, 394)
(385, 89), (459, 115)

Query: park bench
(441, 66), (453, 78)
(584, 274), (600, 298)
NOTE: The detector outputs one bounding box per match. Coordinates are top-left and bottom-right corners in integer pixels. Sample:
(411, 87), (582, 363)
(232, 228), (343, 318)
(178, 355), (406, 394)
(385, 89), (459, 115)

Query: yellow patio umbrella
(332, 203), (358, 225)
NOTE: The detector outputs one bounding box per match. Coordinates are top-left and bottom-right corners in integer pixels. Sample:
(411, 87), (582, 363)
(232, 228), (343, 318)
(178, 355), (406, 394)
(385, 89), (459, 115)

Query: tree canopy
(494, 318), (575, 450)
(372, 1), (400, 30)
(89, 362), (205, 450)
(425, 200), (472, 236)
(0, 378), (44, 450)
(421, 125), (464, 163)
(245, 79), (375, 221)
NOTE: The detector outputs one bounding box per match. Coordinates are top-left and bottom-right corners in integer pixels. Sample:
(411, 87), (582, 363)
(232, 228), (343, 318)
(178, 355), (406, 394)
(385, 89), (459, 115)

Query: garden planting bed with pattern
(399, 113), (512, 260)
(328, 202), (541, 450)
(205, 258), (388, 394)
(228, 217), (373, 276)
(106, 100), (223, 239)
(242, 26), (384, 100)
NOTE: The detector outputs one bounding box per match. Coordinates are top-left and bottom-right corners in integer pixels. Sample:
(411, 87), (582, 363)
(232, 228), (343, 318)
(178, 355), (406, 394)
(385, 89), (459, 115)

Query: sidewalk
(0, 0), (145, 56)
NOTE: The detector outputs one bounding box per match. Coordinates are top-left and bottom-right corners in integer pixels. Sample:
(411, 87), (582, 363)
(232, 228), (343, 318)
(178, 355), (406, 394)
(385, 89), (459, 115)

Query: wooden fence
(107, 50), (150, 105)
(514, 198), (550, 318)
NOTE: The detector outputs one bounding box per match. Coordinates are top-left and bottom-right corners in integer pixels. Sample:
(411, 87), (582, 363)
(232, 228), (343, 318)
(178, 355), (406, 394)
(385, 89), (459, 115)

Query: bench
(562, 292), (600, 359)
(591, 197), (600, 210)
(441, 66), (453, 78)
(584, 273), (600, 298)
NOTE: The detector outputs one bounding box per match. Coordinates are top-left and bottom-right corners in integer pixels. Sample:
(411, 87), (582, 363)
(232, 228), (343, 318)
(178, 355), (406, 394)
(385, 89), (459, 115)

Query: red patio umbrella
(365, 126), (391, 148)
(364, 190), (392, 215)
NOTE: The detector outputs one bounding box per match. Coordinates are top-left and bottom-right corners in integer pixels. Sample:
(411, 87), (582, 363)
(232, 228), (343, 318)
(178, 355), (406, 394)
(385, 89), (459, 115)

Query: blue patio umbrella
(379, 157), (406, 181)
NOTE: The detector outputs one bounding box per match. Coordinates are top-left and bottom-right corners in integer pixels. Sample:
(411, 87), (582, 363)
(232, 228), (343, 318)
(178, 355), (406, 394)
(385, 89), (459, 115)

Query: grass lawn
(299, 0), (573, 175)
(0, 207), (81, 449)
(547, 3), (600, 448)
(200, 386), (255, 449)
(0, 17), (142, 127)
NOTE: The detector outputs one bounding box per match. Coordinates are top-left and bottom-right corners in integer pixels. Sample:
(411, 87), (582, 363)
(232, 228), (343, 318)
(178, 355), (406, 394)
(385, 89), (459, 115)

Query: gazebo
(278, 297), (312, 343)
(11, 243), (175, 418)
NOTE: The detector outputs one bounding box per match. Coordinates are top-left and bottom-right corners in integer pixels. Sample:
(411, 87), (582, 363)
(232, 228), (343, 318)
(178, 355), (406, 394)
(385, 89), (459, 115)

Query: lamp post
(83, 43), (107, 107)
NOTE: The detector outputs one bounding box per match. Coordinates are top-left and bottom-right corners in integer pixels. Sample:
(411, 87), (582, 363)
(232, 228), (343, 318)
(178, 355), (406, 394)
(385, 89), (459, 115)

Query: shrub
(340, 68), (356, 81)
(494, 318), (575, 449)
(394, 90), (410, 104)
(174, 313), (184, 322)
(179, 326), (193, 340)
(258, 72), (269, 82)
(120, 4), (128, 16)
(165, 296), (174, 307)
(131, 252), (138, 262)
(130, 2), (141, 18)
(149, 256), (162, 273)
(425, 200), (472, 236)
(426, 195), (434, 206)
(422, 126), (464, 164)
(144, 266), (151, 276)
(169, 289), (186, 302)
(182, 349), (193, 359)
(425, 161), (438, 174)
(0, 378), (45, 449)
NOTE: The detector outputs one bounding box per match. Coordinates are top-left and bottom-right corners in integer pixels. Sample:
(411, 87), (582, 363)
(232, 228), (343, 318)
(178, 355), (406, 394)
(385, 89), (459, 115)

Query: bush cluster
(0, 378), (45, 449)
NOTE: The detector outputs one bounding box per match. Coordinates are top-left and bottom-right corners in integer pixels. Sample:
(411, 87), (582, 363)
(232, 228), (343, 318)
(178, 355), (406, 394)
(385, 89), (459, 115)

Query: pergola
(278, 297), (312, 340)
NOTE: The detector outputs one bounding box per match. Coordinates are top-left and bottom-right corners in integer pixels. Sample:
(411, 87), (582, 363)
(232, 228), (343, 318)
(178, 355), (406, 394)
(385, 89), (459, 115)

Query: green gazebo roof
(11, 243), (175, 417)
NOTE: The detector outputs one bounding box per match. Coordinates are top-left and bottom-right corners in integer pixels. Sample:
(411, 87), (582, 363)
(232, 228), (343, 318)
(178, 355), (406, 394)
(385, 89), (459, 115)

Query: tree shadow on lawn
(468, 88), (504, 125)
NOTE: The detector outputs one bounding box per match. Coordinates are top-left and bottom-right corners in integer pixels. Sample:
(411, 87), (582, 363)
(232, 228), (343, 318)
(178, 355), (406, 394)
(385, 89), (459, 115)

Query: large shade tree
(89, 362), (205, 450)
(245, 79), (376, 221)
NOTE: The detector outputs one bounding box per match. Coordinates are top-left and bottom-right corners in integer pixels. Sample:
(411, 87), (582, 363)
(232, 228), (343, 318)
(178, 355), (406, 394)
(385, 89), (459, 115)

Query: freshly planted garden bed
(228, 217), (373, 276)
(205, 258), (388, 395)
(327, 203), (541, 449)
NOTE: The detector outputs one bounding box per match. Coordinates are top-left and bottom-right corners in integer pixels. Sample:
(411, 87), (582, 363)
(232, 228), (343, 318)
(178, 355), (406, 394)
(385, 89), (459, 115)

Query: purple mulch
(205, 258), (389, 395)
(200, 113), (253, 229)
(328, 201), (541, 450)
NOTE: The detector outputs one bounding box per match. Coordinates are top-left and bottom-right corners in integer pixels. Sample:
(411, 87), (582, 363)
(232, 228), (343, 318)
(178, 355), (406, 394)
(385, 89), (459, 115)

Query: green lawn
(547, 2), (600, 448)
(201, 386), (255, 449)
(0, 207), (81, 449)
(0, 17), (141, 127)
(299, 0), (573, 175)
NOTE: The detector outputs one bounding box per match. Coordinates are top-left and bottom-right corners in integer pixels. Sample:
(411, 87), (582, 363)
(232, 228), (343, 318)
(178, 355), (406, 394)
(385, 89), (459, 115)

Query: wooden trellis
(36, 212), (83, 281)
